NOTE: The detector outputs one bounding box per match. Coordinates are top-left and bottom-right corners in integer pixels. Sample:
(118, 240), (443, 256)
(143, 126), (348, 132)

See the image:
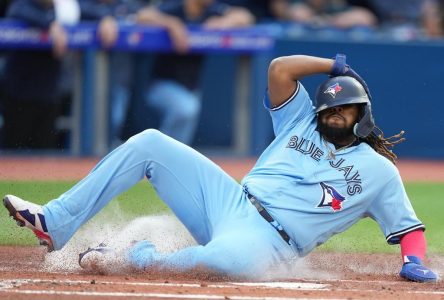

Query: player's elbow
(269, 57), (285, 75)
(269, 55), (311, 82)
(268, 56), (297, 82)
(268, 57), (287, 81)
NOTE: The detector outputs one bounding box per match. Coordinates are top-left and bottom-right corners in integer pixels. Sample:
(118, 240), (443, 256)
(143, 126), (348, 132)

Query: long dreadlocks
(362, 126), (405, 165)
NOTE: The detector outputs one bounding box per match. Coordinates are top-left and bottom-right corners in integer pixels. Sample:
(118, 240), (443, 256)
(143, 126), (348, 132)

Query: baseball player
(3, 54), (437, 282)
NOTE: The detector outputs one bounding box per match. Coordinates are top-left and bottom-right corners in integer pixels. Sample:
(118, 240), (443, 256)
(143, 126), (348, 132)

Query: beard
(317, 117), (355, 143)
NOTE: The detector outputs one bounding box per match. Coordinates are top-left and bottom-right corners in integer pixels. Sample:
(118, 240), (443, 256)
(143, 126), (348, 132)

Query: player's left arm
(399, 230), (438, 282)
(366, 172), (438, 283)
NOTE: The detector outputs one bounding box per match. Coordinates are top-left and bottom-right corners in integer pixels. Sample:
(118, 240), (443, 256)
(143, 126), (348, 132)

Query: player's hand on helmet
(330, 54), (372, 100)
(399, 255), (438, 283)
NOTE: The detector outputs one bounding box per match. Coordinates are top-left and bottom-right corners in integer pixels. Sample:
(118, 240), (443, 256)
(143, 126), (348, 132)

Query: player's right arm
(267, 55), (334, 108)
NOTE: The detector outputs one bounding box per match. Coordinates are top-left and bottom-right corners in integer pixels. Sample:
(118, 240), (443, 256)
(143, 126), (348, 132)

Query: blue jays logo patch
(317, 182), (346, 211)
(324, 83), (343, 98)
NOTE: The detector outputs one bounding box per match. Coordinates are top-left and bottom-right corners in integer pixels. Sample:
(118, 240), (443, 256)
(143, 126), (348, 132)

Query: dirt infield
(0, 157), (443, 299)
(0, 246), (443, 299)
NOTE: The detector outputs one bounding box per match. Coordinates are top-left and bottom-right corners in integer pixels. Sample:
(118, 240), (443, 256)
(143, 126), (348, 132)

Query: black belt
(244, 191), (291, 245)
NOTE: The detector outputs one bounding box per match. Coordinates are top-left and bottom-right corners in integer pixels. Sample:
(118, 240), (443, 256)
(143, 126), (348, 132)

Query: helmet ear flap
(353, 103), (375, 138)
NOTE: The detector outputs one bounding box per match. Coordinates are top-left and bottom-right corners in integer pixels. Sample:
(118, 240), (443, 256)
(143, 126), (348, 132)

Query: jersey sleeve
(366, 172), (425, 245)
(264, 81), (316, 136)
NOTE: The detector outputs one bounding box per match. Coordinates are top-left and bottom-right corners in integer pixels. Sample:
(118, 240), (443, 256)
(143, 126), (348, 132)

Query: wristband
(331, 53), (347, 76)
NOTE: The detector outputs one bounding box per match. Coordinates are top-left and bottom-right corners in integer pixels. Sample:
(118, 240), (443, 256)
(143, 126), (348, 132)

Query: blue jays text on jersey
(329, 158), (362, 195)
(285, 134), (362, 195)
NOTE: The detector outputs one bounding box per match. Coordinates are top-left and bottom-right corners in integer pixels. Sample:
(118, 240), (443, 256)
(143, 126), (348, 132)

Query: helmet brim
(315, 96), (369, 113)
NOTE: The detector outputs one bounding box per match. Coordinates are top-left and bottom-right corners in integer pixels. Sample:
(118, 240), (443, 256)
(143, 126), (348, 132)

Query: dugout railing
(0, 21), (443, 159)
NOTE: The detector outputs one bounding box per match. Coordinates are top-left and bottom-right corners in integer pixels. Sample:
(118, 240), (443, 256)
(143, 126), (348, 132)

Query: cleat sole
(3, 197), (26, 227)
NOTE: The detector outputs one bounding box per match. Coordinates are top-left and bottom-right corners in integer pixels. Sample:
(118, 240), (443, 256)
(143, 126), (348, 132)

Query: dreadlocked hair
(362, 126), (405, 165)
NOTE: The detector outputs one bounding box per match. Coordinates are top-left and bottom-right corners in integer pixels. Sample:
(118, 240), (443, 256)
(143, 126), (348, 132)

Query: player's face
(320, 104), (359, 128)
(318, 104), (360, 143)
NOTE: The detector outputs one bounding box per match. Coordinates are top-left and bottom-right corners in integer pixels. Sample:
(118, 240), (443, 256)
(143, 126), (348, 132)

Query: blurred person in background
(0, 0), (79, 149)
(80, 0), (254, 148)
(135, 0), (254, 145)
(78, 0), (147, 147)
(347, 0), (442, 39)
(283, 0), (377, 29)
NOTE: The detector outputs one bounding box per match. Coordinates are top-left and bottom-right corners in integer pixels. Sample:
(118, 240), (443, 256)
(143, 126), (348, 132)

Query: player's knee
(127, 128), (160, 143)
(125, 129), (170, 152)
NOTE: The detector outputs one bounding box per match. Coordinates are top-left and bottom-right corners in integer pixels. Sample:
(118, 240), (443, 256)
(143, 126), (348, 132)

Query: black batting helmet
(314, 76), (375, 138)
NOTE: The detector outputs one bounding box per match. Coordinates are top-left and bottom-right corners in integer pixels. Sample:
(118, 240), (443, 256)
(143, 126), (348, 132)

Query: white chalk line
(0, 278), (335, 300)
(0, 289), (348, 300)
(0, 277), (442, 298)
(0, 278), (333, 300)
(0, 278), (329, 290)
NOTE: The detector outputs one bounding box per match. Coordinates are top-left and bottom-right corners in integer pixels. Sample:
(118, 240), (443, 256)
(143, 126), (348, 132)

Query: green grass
(0, 181), (443, 254)
(0, 181), (170, 246)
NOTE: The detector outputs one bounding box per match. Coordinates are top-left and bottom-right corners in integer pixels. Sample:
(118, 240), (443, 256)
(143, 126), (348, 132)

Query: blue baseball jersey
(43, 81), (425, 277)
(242, 81), (424, 257)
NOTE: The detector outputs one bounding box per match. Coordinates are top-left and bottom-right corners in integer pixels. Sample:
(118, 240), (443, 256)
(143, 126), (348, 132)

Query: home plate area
(0, 246), (443, 300)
